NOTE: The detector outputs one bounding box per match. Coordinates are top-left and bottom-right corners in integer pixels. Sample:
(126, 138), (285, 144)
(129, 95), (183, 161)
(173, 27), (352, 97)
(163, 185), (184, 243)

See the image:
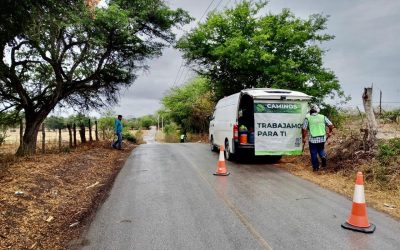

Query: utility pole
(161, 116), (164, 132)
(379, 90), (382, 115)
(158, 115), (160, 131)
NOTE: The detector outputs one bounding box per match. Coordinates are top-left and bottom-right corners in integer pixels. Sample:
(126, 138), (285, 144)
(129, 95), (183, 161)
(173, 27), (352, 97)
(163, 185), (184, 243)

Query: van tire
(210, 137), (218, 152)
(224, 140), (234, 161)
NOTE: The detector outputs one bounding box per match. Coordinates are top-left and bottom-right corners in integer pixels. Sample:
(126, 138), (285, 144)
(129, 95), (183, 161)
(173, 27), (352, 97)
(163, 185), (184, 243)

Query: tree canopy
(162, 77), (214, 133)
(176, 1), (344, 102)
(0, 0), (191, 155)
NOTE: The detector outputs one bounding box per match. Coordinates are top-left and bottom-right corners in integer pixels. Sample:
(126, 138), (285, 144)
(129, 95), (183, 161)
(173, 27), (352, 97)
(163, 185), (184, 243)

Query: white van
(209, 88), (311, 160)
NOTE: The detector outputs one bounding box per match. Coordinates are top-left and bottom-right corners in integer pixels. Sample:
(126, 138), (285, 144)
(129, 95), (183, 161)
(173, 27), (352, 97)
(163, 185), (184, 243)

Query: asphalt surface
(81, 141), (400, 249)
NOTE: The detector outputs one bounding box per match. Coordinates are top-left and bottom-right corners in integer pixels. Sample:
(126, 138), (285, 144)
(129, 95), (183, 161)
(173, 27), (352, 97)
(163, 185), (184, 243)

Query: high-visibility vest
(306, 114), (326, 137)
(180, 134), (185, 140)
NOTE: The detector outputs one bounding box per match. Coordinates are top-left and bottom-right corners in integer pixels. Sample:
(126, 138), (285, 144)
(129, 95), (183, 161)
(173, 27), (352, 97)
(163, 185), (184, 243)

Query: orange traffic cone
(213, 144), (230, 176)
(341, 172), (376, 233)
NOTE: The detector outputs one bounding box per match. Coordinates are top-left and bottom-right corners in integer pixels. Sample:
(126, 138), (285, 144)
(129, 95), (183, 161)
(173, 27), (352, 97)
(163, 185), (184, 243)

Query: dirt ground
(0, 141), (135, 249)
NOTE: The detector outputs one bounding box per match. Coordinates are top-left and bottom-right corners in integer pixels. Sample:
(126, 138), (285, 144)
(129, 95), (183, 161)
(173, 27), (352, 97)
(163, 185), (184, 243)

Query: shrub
(380, 109), (400, 123)
(320, 105), (346, 129)
(377, 138), (400, 165)
(122, 131), (137, 143)
(164, 123), (180, 143)
(134, 129), (145, 144)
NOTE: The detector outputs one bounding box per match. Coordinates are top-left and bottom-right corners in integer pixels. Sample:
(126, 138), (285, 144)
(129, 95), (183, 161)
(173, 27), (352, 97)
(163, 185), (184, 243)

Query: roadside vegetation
(1, 0), (399, 248)
(158, 1), (349, 142)
(0, 0), (189, 248)
(281, 110), (400, 219)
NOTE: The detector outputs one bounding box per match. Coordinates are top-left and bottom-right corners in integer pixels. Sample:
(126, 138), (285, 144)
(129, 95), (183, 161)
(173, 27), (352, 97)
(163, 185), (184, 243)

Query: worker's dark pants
(113, 132), (122, 149)
(309, 142), (326, 169)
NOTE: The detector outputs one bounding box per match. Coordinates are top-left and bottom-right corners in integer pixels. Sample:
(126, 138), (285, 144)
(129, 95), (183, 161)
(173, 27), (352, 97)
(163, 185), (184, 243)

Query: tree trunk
(42, 123), (45, 154)
(362, 87), (378, 150)
(67, 124), (73, 148)
(16, 115), (46, 156)
(79, 124), (86, 143)
(19, 120), (23, 147)
(73, 123), (77, 147)
(89, 119), (93, 142)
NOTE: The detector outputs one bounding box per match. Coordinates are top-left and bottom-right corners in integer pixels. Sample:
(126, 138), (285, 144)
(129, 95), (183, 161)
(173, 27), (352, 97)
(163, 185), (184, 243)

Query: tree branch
(67, 41), (89, 80)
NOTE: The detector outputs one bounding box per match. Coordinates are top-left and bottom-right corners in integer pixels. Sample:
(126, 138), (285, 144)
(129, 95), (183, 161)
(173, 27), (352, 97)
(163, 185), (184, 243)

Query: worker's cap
(310, 104), (320, 113)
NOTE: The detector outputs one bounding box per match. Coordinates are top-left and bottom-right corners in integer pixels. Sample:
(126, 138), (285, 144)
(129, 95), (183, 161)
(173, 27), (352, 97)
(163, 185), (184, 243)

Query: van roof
(241, 88), (312, 100)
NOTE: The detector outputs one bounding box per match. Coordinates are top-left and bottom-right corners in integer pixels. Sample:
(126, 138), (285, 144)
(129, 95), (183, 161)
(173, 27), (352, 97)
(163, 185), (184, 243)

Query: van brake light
(233, 124), (239, 141)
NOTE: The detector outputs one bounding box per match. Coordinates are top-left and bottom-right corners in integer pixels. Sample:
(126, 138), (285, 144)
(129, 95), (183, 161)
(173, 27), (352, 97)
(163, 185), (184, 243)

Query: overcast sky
(108, 0), (400, 118)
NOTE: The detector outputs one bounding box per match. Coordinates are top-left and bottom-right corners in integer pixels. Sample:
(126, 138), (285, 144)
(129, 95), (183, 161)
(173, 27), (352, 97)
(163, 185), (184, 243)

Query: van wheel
(224, 140), (234, 161)
(210, 137), (218, 152)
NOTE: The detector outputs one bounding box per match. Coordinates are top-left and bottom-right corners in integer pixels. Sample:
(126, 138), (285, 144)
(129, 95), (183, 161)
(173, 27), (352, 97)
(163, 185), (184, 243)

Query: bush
(164, 123), (180, 143)
(122, 131), (137, 143)
(380, 109), (400, 123)
(320, 105), (346, 129)
(377, 138), (400, 165)
(134, 129), (145, 144)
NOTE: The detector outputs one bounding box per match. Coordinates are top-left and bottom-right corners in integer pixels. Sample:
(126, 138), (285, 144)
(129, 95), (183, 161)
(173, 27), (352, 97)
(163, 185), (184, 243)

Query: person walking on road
(113, 115), (123, 150)
(302, 105), (334, 171)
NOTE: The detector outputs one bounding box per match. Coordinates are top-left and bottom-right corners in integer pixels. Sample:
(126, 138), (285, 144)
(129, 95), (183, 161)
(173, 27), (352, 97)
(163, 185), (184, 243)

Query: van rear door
(253, 100), (309, 156)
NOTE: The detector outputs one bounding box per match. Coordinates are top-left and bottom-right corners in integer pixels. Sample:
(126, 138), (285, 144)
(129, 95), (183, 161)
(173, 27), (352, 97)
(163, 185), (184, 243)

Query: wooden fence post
(79, 124), (86, 143)
(89, 119), (93, 142)
(73, 123), (77, 147)
(95, 120), (99, 141)
(67, 124), (73, 148)
(42, 123), (45, 154)
(58, 128), (62, 151)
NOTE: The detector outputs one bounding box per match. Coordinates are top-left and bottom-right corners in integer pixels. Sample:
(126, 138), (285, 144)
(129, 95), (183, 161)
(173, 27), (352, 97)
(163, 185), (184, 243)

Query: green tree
(162, 77), (214, 133)
(126, 118), (141, 130)
(176, 1), (345, 102)
(140, 115), (157, 129)
(45, 116), (66, 131)
(0, 0), (191, 155)
(98, 111), (116, 139)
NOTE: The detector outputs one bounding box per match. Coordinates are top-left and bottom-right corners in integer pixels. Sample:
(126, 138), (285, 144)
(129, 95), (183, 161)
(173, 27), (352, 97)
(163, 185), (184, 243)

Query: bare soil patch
(0, 141), (135, 249)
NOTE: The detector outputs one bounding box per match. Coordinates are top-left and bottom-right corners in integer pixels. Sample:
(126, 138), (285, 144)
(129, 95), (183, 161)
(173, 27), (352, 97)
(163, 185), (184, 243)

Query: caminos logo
(255, 103), (301, 113)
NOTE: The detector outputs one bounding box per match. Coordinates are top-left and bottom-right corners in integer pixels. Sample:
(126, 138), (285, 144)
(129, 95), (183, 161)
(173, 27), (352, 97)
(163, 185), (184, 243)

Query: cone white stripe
(353, 184), (365, 203)
(219, 151), (225, 161)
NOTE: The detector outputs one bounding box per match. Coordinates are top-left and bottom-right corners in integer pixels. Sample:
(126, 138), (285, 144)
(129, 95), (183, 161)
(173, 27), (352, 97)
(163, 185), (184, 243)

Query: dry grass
(1, 129), (96, 155)
(277, 117), (400, 220)
(278, 156), (400, 219)
(155, 131), (209, 143)
(0, 140), (135, 249)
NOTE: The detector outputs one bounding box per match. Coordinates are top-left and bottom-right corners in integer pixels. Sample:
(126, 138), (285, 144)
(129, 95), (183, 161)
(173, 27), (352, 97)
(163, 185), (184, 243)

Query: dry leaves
(0, 141), (135, 249)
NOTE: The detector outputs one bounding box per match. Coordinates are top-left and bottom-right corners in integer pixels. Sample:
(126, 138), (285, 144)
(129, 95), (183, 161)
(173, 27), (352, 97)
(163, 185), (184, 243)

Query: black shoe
(321, 157), (327, 168)
(313, 167), (319, 172)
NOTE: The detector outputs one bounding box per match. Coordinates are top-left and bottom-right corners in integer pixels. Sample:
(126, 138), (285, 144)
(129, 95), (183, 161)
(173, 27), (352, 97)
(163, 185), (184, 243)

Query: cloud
(109, 0), (400, 117)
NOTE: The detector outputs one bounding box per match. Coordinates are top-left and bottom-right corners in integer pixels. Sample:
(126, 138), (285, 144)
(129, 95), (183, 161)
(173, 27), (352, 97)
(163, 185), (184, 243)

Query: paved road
(81, 143), (400, 250)
(142, 126), (157, 144)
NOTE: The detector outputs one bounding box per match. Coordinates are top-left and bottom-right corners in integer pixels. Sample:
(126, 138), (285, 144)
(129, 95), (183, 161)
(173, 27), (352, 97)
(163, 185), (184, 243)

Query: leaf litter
(0, 141), (135, 249)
